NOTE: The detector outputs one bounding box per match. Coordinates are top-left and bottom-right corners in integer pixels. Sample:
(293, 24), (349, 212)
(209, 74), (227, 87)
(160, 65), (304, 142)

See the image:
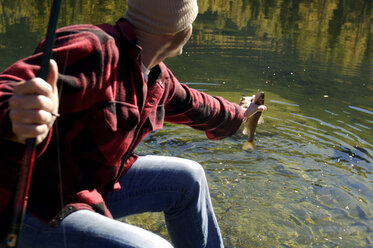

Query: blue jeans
(9, 155), (224, 248)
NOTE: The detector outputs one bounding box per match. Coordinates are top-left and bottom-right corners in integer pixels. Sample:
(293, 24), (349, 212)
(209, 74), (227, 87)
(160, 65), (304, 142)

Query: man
(0, 0), (266, 247)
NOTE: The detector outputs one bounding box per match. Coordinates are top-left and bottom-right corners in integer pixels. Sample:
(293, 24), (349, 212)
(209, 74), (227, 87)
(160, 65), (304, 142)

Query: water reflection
(1, 0), (372, 80)
(1, 0), (373, 247)
(197, 0), (373, 79)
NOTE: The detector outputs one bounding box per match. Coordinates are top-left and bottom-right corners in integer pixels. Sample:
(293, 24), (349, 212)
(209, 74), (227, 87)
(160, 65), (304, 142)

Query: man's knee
(172, 158), (207, 188)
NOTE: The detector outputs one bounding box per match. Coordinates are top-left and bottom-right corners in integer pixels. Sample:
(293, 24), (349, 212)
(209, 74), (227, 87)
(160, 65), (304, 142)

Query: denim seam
(109, 184), (207, 247)
(108, 184), (193, 202)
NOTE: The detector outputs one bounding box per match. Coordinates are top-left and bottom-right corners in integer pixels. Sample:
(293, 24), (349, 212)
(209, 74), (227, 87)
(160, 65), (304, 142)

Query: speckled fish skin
(242, 92), (264, 150)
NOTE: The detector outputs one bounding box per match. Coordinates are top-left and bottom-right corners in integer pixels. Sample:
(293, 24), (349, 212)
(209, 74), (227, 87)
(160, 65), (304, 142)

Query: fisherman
(0, 0), (266, 247)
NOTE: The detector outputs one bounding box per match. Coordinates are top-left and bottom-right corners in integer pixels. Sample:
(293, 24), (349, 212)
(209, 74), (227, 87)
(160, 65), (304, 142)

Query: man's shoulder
(55, 24), (115, 45)
(57, 24), (106, 35)
(158, 62), (175, 81)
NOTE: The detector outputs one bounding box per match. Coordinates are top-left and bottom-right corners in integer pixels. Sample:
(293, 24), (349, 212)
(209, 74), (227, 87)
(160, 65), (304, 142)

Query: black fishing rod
(6, 0), (62, 247)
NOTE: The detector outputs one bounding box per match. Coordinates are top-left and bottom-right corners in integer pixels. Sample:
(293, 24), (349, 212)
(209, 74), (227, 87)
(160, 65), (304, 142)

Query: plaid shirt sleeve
(0, 23), (121, 226)
(0, 24), (119, 150)
(163, 67), (245, 140)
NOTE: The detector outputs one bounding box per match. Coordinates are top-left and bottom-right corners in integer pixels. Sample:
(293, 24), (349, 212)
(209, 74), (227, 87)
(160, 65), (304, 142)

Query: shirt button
(149, 100), (155, 105)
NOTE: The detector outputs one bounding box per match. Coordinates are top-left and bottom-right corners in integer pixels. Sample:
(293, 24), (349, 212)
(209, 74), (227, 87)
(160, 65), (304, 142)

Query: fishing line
(55, 0), (81, 246)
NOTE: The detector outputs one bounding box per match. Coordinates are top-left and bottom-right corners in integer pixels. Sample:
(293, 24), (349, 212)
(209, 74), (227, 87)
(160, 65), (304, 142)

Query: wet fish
(242, 92), (265, 150)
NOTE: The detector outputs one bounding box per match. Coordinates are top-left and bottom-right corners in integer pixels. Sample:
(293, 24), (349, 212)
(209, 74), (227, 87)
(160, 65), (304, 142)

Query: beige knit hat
(125, 0), (198, 34)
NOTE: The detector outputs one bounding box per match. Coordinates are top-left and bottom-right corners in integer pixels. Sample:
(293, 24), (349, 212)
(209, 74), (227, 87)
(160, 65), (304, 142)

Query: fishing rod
(6, 0), (62, 247)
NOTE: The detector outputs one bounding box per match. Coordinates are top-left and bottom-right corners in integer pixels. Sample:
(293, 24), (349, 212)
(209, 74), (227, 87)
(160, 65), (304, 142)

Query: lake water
(1, 0), (372, 247)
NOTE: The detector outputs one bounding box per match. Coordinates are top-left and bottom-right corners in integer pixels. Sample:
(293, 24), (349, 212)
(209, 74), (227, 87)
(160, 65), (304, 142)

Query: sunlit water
(1, 0), (372, 247)
(135, 2), (373, 246)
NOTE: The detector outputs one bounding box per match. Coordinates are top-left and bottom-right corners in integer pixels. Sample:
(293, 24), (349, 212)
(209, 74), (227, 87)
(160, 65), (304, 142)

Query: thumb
(257, 105), (267, 112)
(46, 59), (59, 117)
(244, 104), (267, 118)
(46, 59), (58, 92)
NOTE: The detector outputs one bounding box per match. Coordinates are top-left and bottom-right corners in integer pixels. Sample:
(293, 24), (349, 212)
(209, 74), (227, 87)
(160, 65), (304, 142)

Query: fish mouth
(254, 92), (265, 105)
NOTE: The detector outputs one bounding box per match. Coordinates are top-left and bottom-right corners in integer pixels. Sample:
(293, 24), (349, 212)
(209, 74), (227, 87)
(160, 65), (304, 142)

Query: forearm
(165, 79), (245, 140)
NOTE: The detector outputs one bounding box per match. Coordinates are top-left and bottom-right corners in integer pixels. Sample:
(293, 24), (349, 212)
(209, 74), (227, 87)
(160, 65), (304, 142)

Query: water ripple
(270, 99), (299, 107)
(348, 105), (373, 116)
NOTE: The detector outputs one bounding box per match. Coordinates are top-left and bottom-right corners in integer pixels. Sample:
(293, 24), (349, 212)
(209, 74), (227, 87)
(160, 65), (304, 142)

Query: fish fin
(242, 140), (255, 150)
(258, 116), (264, 125)
(243, 127), (248, 135)
(242, 117), (248, 135)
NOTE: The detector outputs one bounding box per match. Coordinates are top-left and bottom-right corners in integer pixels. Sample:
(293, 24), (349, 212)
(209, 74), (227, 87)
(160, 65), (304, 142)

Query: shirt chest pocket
(103, 101), (140, 134)
(84, 102), (139, 163)
(66, 102), (140, 175)
(147, 105), (165, 131)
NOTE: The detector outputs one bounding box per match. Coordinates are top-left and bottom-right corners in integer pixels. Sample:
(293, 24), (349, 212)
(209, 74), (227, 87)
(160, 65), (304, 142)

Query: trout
(242, 92), (265, 150)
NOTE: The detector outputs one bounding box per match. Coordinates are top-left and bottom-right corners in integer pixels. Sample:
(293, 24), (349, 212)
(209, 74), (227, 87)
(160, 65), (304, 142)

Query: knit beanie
(125, 0), (198, 34)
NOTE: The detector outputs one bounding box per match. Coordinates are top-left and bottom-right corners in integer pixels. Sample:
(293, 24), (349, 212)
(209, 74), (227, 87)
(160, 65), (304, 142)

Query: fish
(242, 92), (265, 150)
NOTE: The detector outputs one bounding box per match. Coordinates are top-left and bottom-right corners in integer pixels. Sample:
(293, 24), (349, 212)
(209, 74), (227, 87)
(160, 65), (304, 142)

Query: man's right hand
(8, 59), (59, 145)
(240, 95), (267, 119)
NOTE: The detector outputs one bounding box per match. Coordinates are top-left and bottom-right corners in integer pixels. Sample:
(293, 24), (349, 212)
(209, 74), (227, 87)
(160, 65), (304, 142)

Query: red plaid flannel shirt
(0, 18), (244, 236)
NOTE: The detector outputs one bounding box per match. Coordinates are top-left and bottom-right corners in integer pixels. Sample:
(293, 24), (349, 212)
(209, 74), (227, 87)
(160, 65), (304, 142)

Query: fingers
(9, 93), (55, 113)
(240, 95), (267, 118)
(12, 59), (58, 103)
(47, 59), (59, 95)
(8, 60), (59, 144)
(47, 59), (60, 116)
(240, 95), (256, 106)
(240, 96), (252, 105)
(257, 104), (267, 112)
(12, 77), (53, 97)
(11, 122), (50, 143)
(9, 109), (54, 125)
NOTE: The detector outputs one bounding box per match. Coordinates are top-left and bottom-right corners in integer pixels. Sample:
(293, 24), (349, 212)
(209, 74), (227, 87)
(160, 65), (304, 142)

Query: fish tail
(242, 140), (255, 150)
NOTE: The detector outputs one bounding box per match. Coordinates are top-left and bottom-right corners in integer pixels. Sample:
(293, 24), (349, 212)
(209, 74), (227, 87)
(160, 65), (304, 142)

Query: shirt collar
(115, 18), (142, 56)
(115, 18), (162, 84)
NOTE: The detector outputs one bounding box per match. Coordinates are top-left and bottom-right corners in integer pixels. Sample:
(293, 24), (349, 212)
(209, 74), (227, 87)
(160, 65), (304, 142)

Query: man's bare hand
(239, 95), (267, 119)
(8, 59), (59, 144)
